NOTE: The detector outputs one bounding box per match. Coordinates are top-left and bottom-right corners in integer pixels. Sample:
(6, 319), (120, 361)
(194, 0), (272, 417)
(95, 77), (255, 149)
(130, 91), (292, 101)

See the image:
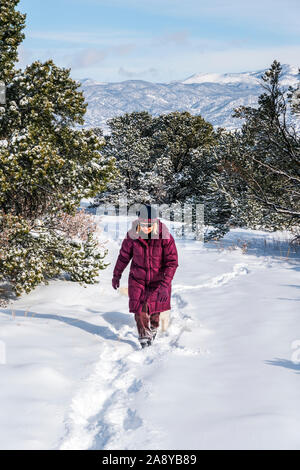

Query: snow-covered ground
(0, 215), (299, 450)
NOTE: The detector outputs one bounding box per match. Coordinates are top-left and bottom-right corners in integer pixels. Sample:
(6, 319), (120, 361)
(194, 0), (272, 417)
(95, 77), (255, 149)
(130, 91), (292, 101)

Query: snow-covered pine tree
(0, 0), (26, 84)
(150, 112), (231, 240)
(150, 112), (215, 203)
(288, 66), (300, 116)
(92, 111), (162, 209)
(92, 110), (233, 240)
(0, 1), (117, 302)
(207, 128), (265, 230)
(219, 60), (300, 232)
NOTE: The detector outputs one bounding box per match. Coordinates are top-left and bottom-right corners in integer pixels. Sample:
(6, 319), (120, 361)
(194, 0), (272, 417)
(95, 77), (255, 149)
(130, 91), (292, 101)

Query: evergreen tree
(150, 112), (215, 204)
(0, 0), (26, 84)
(0, 60), (117, 218)
(288, 66), (300, 116)
(93, 111), (159, 208)
(0, 4), (117, 302)
(93, 110), (232, 241)
(150, 112), (231, 240)
(215, 60), (300, 232)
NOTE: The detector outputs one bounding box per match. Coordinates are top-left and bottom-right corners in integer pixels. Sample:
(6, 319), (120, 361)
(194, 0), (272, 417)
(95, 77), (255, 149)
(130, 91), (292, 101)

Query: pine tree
(0, 4), (118, 302)
(92, 110), (232, 241)
(150, 112), (231, 240)
(150, 112), (215, 203)
(0, 0), (26, 84)
(288, 67), (300, 116)
(93, 111), (160, 208)
(215, 60), (300, 232)
(0, 59), (118, 217)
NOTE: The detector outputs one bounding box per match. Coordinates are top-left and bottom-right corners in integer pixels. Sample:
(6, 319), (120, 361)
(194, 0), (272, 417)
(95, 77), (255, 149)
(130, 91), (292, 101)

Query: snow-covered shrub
(51, 208), (101, 242)
(0, 212), (109, 297)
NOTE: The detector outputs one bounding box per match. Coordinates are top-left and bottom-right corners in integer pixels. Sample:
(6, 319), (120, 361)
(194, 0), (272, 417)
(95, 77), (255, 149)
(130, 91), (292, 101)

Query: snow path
(173, 263), (249, 291)
(1, 222), (299, 450)
(59, 258), (256, 450)
(59, 290), (206, 450)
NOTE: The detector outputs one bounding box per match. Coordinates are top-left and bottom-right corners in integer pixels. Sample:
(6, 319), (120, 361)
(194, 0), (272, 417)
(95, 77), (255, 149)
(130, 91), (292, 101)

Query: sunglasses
(140, 222), (154, 228)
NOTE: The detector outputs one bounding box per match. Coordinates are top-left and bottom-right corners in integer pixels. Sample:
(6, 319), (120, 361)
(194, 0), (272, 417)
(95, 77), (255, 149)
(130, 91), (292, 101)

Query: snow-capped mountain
(182, 64), (299, 86)
(77, 64), (299, 133)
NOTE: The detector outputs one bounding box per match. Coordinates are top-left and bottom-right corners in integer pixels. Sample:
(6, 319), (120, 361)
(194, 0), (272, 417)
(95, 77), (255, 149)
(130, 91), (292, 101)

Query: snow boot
(139, 337), (152, 349)
(150, 326), (158, 343)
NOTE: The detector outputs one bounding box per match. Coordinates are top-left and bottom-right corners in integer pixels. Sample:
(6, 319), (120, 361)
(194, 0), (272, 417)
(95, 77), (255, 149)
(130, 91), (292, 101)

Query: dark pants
(134, 302), (160, 341)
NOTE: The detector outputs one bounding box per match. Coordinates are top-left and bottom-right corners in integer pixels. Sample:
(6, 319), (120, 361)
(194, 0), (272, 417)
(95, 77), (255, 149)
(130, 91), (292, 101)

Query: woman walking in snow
(112, 204), (179, 349)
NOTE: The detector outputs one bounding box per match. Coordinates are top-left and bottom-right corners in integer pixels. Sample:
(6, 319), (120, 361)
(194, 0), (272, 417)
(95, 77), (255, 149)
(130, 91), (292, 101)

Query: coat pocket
(128, 274), (144, 310)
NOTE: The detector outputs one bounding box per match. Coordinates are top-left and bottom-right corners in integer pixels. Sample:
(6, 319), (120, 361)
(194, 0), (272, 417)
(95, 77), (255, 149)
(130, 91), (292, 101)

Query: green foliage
(150, 112), (216, 204)
(0, 3), (117, 302)
(0, 59), (118, 218)
(93, 111), (230, 241)
(288, 72), (300, 116)
(94, 111), (153, 206)
(216, 60), (300, 230)
(1, 60), (87, 137)
(0, 0), (26, 83)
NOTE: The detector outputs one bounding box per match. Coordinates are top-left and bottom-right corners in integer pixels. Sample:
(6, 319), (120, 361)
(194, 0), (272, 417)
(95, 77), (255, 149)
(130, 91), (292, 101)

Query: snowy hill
(0, 215), (300, 449)
(77, 64), (299, 133)
(182, 64), (299, 86)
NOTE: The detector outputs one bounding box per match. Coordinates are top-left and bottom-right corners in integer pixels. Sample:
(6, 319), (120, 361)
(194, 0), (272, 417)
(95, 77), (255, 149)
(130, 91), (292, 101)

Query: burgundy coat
(113, 219), (179, 315)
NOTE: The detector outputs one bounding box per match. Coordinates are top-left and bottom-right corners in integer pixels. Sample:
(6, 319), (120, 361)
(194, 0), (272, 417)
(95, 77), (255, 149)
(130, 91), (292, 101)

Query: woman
(112, 204), (179, 349)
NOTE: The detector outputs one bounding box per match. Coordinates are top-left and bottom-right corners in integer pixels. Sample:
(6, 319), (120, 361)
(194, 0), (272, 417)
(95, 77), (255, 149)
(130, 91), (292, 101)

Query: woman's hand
(112, 276), (120, 290)
(156, 284), (169, 303)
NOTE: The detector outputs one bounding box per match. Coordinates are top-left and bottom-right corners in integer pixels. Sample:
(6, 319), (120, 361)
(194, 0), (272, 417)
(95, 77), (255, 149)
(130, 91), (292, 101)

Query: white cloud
(70, 42), (300, 84)
(154, 30), (189, 47)
(68, 49), (107, 68)
(17, 41), (300, 82)
(28, 30), (141, 46)
(63, 44), (136, 69)
(118, 66), (158, 78)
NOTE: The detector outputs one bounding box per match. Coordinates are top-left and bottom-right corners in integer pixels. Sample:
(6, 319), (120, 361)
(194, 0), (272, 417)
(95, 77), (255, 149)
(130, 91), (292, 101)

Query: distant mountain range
(76, 64), (299, 133)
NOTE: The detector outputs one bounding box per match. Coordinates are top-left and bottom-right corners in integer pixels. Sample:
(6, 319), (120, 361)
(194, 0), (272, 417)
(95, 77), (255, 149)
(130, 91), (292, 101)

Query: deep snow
(0, 216), (299, 450)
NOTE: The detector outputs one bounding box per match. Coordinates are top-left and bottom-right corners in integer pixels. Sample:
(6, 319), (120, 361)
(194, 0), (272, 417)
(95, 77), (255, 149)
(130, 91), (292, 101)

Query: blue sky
(18, 0), (300, 82)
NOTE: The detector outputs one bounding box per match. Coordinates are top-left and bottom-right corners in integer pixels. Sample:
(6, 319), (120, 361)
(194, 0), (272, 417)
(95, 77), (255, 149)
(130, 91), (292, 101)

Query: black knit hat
(137, 204), (158, 222)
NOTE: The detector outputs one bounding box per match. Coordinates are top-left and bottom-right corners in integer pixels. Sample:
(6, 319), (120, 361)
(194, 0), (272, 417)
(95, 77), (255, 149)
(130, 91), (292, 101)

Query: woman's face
(140, 222), (154, 235)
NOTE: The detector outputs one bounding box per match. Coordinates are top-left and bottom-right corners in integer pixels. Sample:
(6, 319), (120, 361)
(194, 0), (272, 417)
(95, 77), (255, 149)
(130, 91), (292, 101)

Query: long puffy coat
(113, 219), (179, 315)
